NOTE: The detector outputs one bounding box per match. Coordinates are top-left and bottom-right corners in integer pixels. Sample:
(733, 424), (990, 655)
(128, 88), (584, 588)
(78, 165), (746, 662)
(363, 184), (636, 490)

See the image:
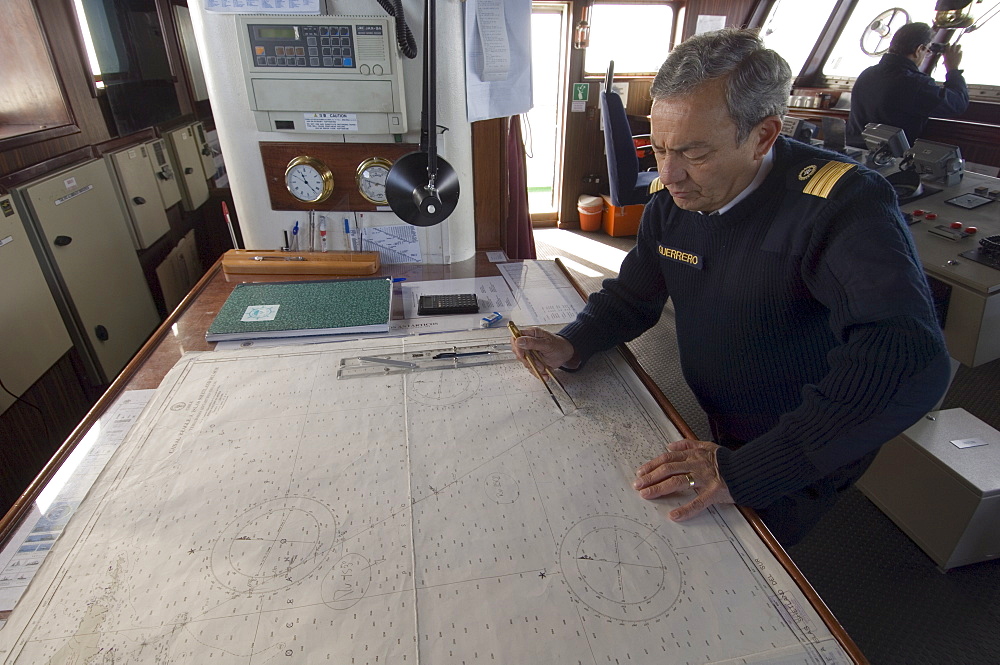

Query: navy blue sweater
(561, 137), (951, 513)
(846, 52), (969, 147)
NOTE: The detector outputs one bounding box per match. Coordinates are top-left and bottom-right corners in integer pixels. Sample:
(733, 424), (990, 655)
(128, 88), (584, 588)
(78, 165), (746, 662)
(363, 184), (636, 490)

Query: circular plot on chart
(211, 496), (338, 594)
(484, 471), (519, 504)
(558, 514), (682, 623)
(322, 552), (373, 610)
(407, 368), (480, 406)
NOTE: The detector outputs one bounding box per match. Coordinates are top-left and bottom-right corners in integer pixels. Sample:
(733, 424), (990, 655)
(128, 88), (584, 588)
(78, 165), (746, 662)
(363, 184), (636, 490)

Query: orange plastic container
(601, 195), (644, 237)
(577, 195), (604, 231)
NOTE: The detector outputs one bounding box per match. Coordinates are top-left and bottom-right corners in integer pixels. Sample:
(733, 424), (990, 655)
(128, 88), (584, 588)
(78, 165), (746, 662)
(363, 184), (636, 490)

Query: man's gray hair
(650, 28), (792, 144)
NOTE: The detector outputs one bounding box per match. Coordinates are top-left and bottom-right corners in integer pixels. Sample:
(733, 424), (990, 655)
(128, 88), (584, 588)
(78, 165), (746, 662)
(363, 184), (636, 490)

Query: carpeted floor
(533, 226), (1000, 665)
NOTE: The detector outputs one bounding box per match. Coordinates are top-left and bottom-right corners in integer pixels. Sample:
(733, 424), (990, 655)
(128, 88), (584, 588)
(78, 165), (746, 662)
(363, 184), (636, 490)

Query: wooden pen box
(221, 250), (380, 276)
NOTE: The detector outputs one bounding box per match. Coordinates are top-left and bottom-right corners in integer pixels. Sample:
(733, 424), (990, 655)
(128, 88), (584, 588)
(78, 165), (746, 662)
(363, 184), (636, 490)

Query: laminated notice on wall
(204, 0), (320, 13)
(304, 113), (359, 132)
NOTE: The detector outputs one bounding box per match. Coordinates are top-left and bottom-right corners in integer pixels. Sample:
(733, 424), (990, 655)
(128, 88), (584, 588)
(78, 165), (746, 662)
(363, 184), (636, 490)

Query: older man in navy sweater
(513, 29), (951, 546)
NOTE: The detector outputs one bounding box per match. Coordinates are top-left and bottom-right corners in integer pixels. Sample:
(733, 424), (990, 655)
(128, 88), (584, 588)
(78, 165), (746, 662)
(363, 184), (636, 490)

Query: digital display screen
(255, 26), (297, 40)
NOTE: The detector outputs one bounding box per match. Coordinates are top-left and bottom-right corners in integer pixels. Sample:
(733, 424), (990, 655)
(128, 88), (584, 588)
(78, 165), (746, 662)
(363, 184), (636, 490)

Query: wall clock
(284, 156), (334, 203)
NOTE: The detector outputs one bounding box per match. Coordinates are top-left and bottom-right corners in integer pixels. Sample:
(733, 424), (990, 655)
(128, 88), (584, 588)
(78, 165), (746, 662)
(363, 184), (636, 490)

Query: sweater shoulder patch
(787, 159), (858, 199)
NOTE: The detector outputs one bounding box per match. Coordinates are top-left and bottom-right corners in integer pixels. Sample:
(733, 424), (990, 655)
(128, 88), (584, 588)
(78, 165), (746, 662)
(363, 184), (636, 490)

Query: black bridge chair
(600, 61), (658, 207)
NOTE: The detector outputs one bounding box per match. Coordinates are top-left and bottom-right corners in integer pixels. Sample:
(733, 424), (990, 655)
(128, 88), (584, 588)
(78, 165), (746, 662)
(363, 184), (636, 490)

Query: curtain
(504, 115), (536, 260)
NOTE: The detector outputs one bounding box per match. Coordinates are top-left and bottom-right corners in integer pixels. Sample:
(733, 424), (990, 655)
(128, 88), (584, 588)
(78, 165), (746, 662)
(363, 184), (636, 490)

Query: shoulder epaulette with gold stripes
(649, 177), (666, 195)
(787, 159), (858, 199)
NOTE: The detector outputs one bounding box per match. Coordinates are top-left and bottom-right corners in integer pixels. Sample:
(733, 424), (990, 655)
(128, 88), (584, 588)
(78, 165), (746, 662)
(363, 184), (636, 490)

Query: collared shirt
(700, 146), (775, 216)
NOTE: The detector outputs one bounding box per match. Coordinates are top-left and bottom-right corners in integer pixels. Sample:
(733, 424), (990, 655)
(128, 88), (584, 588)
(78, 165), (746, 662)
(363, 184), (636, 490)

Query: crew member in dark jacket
(847, 22), (968, 147)
(512, 29), (951, 546)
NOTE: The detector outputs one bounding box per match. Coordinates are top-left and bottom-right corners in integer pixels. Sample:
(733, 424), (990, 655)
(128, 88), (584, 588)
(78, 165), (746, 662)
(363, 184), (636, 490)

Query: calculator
(417, 293), (480, 315)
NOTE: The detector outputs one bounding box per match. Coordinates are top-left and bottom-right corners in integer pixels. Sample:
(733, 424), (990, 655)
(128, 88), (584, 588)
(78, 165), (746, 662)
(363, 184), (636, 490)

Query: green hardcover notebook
(206, 278), (392, 342)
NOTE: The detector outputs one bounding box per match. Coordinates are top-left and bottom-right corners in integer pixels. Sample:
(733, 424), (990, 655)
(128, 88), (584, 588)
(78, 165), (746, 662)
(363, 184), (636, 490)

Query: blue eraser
(480, 312), (503, 328)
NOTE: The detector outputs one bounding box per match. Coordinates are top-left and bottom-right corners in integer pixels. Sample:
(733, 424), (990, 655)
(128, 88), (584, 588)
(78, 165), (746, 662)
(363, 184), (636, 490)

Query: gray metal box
(858, 408), (1000, 570)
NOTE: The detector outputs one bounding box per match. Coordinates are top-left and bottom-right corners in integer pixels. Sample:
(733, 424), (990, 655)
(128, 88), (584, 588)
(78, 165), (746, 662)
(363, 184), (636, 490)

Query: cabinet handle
(54, 235), (72, 246)
(185, 167), (194, 174)
(95, 325), (109, 341)
(133, 196), (146, 205)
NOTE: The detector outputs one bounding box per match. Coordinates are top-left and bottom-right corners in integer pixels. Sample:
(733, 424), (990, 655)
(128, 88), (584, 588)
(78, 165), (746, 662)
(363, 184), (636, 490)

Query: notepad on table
(206, 277), (392, 342)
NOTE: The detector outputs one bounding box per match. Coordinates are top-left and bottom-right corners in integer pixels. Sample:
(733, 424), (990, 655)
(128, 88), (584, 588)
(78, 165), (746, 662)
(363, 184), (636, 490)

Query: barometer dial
(356, 157), (393, 205)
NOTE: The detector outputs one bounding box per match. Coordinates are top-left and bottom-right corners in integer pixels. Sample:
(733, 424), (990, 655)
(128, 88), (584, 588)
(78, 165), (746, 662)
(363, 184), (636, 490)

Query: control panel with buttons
(249, 24), (358, 69)
(238, 16), (407, 134)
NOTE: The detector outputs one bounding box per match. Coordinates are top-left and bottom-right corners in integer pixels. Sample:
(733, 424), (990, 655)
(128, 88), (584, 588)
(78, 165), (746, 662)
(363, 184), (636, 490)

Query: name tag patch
(658, 244), (703, 269)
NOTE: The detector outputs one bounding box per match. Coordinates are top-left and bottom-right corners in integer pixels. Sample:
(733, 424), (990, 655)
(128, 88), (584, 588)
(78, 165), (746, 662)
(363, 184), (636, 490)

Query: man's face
(650, 78), (776, 213)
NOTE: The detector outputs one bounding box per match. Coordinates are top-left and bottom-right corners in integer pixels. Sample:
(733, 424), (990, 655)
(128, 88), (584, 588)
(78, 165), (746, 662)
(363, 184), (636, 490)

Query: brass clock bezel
(285, 155), (335, 203)
(355, 156), (394, 205)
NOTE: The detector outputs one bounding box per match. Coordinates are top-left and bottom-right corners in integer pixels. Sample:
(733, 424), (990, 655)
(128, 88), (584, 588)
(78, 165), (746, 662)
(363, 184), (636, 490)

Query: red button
(966, 226), (978, 234)
(950, 221), (963, 229)
(925, 213), (938, 220)
(912, 209), (925, 216)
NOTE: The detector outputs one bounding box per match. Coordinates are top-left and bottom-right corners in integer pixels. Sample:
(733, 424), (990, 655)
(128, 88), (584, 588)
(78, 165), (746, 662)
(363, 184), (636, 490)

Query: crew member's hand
(942, 44), (963, 71)
(633, 438), (734, 521)
(510, 326), (578, 371)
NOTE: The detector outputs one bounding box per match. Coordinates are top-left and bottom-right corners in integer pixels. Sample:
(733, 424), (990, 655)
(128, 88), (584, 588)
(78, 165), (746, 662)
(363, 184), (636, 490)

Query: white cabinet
(106, 142), (172, 250)
(0, 195), (72, 414)
(13, 160), (161, 384)
(164, 124), (210, 211)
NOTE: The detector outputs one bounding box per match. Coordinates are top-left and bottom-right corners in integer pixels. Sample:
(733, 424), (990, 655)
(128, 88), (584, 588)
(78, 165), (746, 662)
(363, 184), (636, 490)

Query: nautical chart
(0, 328), (851, 664)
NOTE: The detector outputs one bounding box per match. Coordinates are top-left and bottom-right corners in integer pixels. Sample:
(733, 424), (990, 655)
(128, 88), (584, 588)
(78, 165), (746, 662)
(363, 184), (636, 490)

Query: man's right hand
(942, 44), (963, 72)
(511, 327), (579, 372)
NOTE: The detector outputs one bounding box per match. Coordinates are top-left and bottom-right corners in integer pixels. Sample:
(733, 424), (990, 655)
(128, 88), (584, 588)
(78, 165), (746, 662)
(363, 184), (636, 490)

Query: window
(952, 8), (1000, 87)
(71, 0), (182, 136)
(825, 1), (934, 78)
(759, 0), (838, 76)
(820, 0), (1000, 91)
(583, 3), (676, 75)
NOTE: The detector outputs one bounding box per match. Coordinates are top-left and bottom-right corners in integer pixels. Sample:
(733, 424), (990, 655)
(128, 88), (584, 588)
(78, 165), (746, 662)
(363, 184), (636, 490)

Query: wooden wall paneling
(0, 0), (73, 136)
(0, 147), (95, 193)
(259, 142), (419, 213)
(0, 351), (95, 517)
(472, 117), (506, 250)
(682, 0), (759, 35)
(922, 119), (1000, 169)
(0, 1), (112, 178)
(786, 107), (1000, 169)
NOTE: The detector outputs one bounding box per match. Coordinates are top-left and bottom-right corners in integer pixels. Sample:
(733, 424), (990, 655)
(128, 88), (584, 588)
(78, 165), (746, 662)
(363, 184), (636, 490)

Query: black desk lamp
(385, 0), (460, 227)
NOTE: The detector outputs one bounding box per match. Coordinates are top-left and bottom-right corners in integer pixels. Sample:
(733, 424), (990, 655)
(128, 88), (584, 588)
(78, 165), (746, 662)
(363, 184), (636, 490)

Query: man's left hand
(633, 438), (734, 521)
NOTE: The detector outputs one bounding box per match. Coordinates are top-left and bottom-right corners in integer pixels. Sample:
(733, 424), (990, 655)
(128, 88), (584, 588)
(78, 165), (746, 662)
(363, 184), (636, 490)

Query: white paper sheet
(0, 332), (850, 663)
(465, 0), (533, 122)
(204, 0), (320, 13)
(0, 390), (154, 614)
(498, 259), (585, 325)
